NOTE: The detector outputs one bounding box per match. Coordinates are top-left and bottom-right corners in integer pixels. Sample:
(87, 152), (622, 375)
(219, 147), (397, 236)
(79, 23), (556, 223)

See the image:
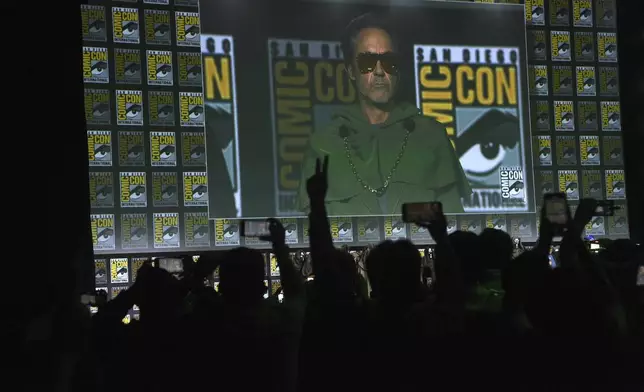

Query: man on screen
(297, 13), (471, 215)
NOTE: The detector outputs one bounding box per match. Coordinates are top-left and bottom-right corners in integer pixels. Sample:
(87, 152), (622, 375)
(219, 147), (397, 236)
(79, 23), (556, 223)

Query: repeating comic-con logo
(112, 7), (140, 44)
(152, 172), (179, 207)
(89, 172), (114, 208)
(115, 48), (142, 85)
(144, 9), (171, 45)
(116, 90), (144, 126)
(84, 89), (111, 125)
(91, 214), (115, 251)
(153, 212), (180, 249)
(82, 47), (109, 84)
(81, 5), (107, 42)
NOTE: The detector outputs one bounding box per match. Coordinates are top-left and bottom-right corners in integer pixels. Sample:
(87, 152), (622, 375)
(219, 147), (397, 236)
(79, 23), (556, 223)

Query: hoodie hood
(332, 101), (420, 128)
(331, 102), (419, 161)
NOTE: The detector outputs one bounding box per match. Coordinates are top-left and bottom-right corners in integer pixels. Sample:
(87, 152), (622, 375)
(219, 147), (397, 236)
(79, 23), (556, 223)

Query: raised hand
(306, 155), (329, 203)
(259, 218), (286, 246)
(571, 198), (598, 236)
(416, 203), (448, 241)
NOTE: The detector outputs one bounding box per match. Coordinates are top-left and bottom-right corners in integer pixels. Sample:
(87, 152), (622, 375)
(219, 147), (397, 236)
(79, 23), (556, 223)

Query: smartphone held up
(240, 220), (271, 237)
(402, 202), (442, 224)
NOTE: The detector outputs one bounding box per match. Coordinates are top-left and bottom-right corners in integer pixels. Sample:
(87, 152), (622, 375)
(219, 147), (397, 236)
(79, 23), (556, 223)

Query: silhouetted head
(367, 239), (422, 303)
(479, 228), (514, 271)
(603, 239), (641, 264)
(366, 240), (395, 299)
(137, 267), (184, 322)
(342, 12), (399, 107)
(449, 230), (483, 288)
(218, 247), (266, 304)
(316, 249), (358, 300)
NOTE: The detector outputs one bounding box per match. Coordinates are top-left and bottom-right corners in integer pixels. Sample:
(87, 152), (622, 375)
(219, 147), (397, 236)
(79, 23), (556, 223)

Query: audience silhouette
(26, 156), (643, 391)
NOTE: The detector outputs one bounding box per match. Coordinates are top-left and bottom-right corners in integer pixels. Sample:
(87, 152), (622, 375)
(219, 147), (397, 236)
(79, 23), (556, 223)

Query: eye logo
(535, 76), (547, 90)
(493, 218), (506, 230)
(364, 220), (378, 235)
(89, 19), (105, 33)
(156, 64), (172, 78)
(185, 25), (200, 40)
(586, 147), (599, 160)
(591, 217), (603, 229)
(612, 216), (625, 228)
(158, 105), (173, 118)
(194, 225), (209, 240)
(579, 8), (592, 20)
(129, 185), (145, 201)
(163, 226), (178, 242)
(584, 111), (596, 124)
(284, 223), (297, 237)
(455, 110), (520, 186)
(391, 221), (404, 235)
(562, 147), (575, 159)
(162, 184), (176, 199)
(187, 65), (201, 79)
(532, 6), (544, 19)
(160, 145), (175, 159)
(558, 42), (570, 55)
(583, 77), (595, 90)
(95, 268), (106, 278)
(91, 61), (107, 75)
(447, 219), (457, 233)
(155, 24), (169, 37)
(338, 222), (352, 237)
(125, 62), (140, 76)
(565, 181), (578, 196)
(190, 145), (205, 160)
(539, 147), (551, 161)
(604, 44), (616, 57)
(581, 43), (593, 56)
(609, 148), (621, 160)
(126, 104), (142, 118)
(589, 182), (601, 193)
(189, 105), (203, 120)
(123, 22), (138, 36)
(561, 112), (574, 124)
(95, 144), (111, 160)
(559, 77), (572, 89)
(555, 7), (569, 19)
(612, 181), (624, 195)
(116, 267), (128, 278)
(608, 112), (620, 125)
(192, 185), (207, 199)
(223, 224), (238, 238)
(93, 103), (109, 117)
(98, 228), (114, 242)
(541, 182), (553, 194)
(510, 181), (524, 197)
(96, 185), (112, 200)
(128, 145), (143, 159)
(606, 78), (618, 89)
(130, 227), (146, 241)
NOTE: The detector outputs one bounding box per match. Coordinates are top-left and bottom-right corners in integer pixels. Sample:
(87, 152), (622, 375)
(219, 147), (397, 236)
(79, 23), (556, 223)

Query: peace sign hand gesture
(306, 155), (329, 204)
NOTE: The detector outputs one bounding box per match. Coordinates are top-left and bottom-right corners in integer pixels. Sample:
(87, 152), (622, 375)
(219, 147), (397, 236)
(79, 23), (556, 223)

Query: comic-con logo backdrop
(199, 0), (533, 219)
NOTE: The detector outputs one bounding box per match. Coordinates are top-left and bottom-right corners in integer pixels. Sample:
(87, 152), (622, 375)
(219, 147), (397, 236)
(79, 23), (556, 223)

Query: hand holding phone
(241, 220), (271, 237)
(402, 202), (441, 224)
(542, 193), (570, 237)
(402, 202), (447, 239)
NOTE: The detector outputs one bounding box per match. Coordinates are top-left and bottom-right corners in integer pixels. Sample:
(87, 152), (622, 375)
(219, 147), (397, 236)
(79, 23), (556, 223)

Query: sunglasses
(356, 52), (399, 74)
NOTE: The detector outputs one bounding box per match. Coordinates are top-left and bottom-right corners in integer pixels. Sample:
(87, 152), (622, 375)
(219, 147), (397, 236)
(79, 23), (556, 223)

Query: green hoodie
(297, 102), (472, 215)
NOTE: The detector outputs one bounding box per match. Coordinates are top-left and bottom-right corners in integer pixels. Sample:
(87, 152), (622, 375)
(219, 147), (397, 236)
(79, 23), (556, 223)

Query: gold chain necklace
(342, 130), (411, 197)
